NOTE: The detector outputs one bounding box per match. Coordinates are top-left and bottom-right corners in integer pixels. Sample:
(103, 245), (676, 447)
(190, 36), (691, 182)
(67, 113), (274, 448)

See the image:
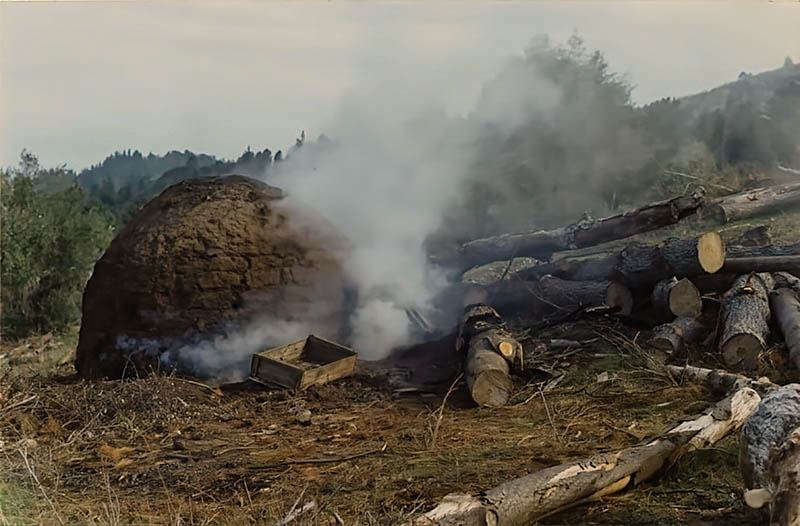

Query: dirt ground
(2, 211), (798, 526)
(0, 312), (785, 526)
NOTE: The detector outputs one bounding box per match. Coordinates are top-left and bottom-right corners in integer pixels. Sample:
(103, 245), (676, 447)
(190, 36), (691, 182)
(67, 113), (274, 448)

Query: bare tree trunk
(708, 182), (800, 223)
(649, 317), (705, 358)
(432, 189), (706, 273)
(408, 388), (761, 526)
(651, 277), (703, 319)
(720, 273), (775, 370)
(740, 385), (800, 526)
(515, 232), (725, 288)
(771, 288), (800, 370)
(458, 304), (520, 407)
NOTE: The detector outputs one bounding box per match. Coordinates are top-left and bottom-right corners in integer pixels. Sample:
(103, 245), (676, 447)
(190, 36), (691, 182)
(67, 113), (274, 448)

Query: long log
(771, 288), (800, 371)
(740, 384), (800, 525)
(515, 232), (725, 288)
(720, 273), (775, 370)
(708, 182), (800, 223)
(724, 256), (800, 275)
(458, 304), (520, 407)
(666, 364), (777, 395)
(651, 277), (703, 319)
(649, 317), (705, 358)
(408, 387), (761, 526)
(482, 276), (633, 316)
(433, 189), (706, 273)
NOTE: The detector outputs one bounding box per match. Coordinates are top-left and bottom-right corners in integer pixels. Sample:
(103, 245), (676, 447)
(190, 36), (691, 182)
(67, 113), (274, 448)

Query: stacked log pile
(418, 181), (800, 522)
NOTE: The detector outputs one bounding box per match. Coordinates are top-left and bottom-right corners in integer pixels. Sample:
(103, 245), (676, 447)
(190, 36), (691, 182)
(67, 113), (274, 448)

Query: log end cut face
(669, 278), (703, 318)
(722, 334), (763, 370)
(697, 231), (726, 274)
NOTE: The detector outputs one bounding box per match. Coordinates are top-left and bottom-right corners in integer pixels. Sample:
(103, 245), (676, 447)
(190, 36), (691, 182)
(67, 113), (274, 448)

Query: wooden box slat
(250, 335), (357, 390)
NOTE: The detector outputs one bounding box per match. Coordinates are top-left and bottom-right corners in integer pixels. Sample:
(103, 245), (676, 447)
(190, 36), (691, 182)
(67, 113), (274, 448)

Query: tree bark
(457, 304), (520, 407)
(408, 388), (761, 526)
(707, 182), (800, 223)
(482, 276), (633, 317)
(665, 364), (777, 396)
(771, 288), (800, 370)
(649, 317), (705, 358)
(720, 273), (775, 370)
(433, 189), (706, 273)
(515, 232), (725, 289)
(651, 277), (703, 319)
(740, 384), (800, 526)
(723, 256), (800, 275)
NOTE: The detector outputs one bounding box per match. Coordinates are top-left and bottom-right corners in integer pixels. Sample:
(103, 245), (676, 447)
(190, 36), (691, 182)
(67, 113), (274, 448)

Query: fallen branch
(407, 387), (760, 526)
(665, 364), (776, 395)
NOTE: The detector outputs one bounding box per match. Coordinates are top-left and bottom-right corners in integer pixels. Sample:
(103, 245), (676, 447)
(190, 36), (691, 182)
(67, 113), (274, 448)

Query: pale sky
(1, 2), (799, 171)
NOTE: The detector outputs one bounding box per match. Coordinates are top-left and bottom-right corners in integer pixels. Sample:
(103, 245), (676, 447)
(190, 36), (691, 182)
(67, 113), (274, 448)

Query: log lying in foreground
(720, 273), (775, 370)
(740, 384), (800, 525)
(408, 388), (761, 526)
(775, 272), (800, 293)
(483, 275), (634, 316)
(516, 232), (725, 289)
(457, 304), (520, 407)
(665, 364), (776, 396)
(771, 288), (800, 370)
(651, 277), (703, 319)
(707, 182), (800, 223)
(433, 189), (706, 273)
(649, 317), (705, 358)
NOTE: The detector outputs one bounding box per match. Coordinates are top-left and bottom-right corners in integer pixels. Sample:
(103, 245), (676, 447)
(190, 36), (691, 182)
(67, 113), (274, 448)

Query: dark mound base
(76, 175), (349, 379)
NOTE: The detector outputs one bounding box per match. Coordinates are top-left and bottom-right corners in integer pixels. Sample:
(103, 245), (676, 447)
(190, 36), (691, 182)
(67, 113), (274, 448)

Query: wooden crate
(249, 335), (357, 390)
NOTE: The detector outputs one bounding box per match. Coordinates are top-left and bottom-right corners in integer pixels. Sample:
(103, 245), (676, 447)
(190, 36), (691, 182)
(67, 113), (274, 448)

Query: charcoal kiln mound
(76, 175), (350, 379)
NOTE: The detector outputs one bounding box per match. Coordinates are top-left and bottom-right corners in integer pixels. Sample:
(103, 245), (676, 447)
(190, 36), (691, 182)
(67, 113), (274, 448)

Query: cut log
(482, 276), (633, 316)
(775, 272), (800, 293)
(771, 288), (800, 370)
(728, 242), (800, 259)
(408, 387), (761, 526)
(708, 182), (800, 223)
(666, 364), (777, 395)
(457, 304), (520, 407)
(720, 273), (775, 370)
(734, 225), (773, 247)
(516, 232), (725, 288)
(432, 189), (706, 273)
(740, 384), (800, 525)
(651, 277), (703, 319)
(649, 317), (705, 358)
(724, 256), (800, 275)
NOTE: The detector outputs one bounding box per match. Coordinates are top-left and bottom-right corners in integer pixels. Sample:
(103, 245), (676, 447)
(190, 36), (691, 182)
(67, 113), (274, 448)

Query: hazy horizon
(2, 2), (799, 171)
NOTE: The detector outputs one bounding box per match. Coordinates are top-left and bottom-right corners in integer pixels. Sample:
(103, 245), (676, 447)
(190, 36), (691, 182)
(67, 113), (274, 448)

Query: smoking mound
(75, 175), (349, 379)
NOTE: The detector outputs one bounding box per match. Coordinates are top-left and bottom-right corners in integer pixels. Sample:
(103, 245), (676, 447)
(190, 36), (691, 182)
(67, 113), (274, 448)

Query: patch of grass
(0, 479), (42, 526)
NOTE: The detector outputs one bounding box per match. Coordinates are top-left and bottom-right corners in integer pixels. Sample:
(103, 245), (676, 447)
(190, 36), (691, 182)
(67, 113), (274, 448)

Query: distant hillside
(78, 149), (217, 191)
